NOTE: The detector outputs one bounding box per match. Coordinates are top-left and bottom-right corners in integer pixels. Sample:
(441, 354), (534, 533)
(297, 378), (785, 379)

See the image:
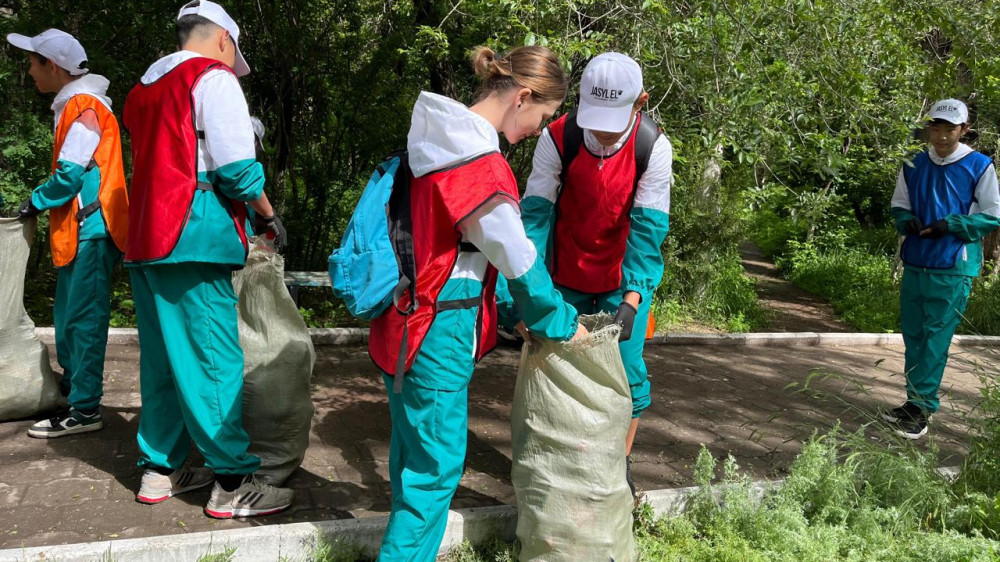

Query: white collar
(51, 74), (112, 114)
(929, 143), (973, 165)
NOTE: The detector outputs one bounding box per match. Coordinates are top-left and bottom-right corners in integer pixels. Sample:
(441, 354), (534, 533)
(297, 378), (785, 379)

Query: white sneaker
(136, 466), (214, 504)
(204, 475), (294, 518)
(28, 409), (103, 439)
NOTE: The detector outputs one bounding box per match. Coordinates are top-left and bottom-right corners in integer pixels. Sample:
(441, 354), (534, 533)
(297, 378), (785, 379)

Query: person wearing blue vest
(884, 98), (1000, 439)
(499, 52), (672, 495)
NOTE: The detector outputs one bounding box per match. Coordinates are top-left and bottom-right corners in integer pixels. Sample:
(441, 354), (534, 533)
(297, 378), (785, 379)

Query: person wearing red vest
(369, 46), (585, 562)
(502, 53), (673, 496)
(122, 1), (291, 519)
(8, 29), (129, 439)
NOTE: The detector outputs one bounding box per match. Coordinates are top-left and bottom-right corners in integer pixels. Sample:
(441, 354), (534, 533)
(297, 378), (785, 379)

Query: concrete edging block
(33, 328), (1000, 348)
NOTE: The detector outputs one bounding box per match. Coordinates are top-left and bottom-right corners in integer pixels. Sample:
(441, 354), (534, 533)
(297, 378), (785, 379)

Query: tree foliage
(4, 0), (1000, 326)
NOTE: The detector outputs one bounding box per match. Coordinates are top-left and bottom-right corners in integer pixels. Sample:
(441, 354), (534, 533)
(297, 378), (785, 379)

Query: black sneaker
(881, 401), (922, 424)
(27, 408), (103, 439)
(895, 410), (929, 440)
(625, 455), (635, 497)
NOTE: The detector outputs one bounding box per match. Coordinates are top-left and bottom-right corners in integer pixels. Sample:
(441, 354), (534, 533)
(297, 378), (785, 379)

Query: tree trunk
(413, 0), (457, 98)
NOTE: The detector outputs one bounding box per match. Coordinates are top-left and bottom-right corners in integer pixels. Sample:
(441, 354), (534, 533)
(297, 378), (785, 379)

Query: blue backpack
(328, 151), (416, 321)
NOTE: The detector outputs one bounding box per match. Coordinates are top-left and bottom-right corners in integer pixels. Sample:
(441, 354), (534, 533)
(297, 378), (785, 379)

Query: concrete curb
(1, 504), (516, 562)
(2, 467), (961, 562)
(33, 327), (1000, 348)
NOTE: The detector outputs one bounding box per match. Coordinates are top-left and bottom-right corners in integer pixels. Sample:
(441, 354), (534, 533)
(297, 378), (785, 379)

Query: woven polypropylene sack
(0, 217), (63, 421)
(233, 238), (316, 485)
(511, 314), (637, 562)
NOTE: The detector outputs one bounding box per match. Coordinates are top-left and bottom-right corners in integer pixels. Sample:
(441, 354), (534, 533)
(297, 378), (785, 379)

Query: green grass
(657, 249), (772, 333)
(777, 240), (900, 332)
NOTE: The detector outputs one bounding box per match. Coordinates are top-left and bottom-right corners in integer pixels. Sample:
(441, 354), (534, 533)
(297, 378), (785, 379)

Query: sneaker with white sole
(881, 401), (922, 424)
(204, 475), (294, 519)
(136, 466), (215, 504)
(27, 408), (103, 438)
(895, 410), (930, 440)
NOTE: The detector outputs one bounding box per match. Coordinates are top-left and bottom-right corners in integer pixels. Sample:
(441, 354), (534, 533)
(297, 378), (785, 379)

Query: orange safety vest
(49, 94), (129, 267)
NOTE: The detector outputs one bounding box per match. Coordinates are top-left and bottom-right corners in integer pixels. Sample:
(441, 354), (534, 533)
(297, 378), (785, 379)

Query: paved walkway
(0, 341), (992, 550)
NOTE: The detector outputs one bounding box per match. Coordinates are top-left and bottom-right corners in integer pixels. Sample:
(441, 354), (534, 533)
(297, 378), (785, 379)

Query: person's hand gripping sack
(254, 213), (287, 250)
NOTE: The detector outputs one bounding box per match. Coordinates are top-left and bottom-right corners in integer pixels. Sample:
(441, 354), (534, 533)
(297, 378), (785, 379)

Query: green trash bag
(233, 238), (316, 485)
(511, 314), (637, 562)
(0, 217), (63, 422)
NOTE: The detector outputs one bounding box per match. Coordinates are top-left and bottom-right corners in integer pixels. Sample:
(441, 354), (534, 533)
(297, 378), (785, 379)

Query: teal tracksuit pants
(55, 237), (120, 412)
(900, 268), (972, 413)
(377, 280), (480, 562)
(556, 285), (653, 417)
(130, 263), (259, 474)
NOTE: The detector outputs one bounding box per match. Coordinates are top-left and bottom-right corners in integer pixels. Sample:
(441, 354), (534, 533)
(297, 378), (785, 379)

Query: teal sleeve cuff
(621, 207), (669, 295)
(213, 158), (266, 202)
(506, 257), (578, 341)
(891, 207), (917, 236)
(521, 196), (556, 266)
(31, 160), (87, 211)
(946, 213), (1000, 243)
(495, 275), (520, 331)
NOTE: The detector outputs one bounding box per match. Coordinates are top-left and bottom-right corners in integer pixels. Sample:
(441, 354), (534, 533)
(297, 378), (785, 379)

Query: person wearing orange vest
(8, 29), (129, 439)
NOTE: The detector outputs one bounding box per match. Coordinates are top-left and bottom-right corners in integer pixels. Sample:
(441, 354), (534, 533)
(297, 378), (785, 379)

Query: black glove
(253, 213), (287, 250)
(919, 219), (949, 239)
(903, 217), (923, 235)
(18, 199), (41, 220)
(614, 301), (638, 342)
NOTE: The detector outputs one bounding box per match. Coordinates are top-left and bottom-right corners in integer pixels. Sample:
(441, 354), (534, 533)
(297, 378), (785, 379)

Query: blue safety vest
(901, 150), (992, 269)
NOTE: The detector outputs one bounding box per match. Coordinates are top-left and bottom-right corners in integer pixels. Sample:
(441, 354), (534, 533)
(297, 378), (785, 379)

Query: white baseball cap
(928, 98), (969, 125)
(6, 29), (89, 76)
(177, 0), (250, 77)
(577, 52), (643, 133)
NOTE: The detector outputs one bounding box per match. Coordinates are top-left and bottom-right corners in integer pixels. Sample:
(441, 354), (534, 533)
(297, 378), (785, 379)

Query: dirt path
(741, 241), (854, 332)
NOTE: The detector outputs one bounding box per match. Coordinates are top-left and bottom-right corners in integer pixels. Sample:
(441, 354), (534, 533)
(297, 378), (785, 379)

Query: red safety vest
(122, 56), (248, 263)
(368, 152), (517, 376)
(548, 113), (645, 293)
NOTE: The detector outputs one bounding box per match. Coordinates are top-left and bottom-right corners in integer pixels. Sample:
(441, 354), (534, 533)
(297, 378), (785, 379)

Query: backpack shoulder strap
(386, 150), (416, 315)
(558, 110), (584, 187)
(633, 112), (662, 191)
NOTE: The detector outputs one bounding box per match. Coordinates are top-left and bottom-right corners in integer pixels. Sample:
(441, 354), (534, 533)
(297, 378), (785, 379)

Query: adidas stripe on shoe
(204, 475), (294, 519)
(136, 466), (214, 504)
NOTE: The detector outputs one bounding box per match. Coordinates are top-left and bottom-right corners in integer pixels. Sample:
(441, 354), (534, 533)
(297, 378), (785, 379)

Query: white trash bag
(511, 314), (637, 562)
(233, 237), (316, 485)
(0, 217), (63, 422)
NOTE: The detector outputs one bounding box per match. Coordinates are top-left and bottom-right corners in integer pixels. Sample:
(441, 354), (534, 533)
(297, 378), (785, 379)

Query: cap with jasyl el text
(577, 52), (643, 133)
(927, 99), (969, 125)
